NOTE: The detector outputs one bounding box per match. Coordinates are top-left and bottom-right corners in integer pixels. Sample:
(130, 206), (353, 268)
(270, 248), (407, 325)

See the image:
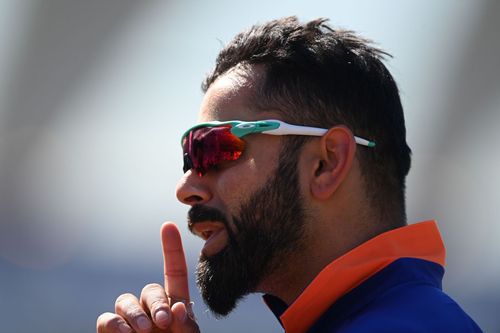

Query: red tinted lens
(182, 125), (245, 175)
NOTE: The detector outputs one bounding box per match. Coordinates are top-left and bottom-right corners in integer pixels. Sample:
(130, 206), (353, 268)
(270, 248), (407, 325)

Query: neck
(257, 211), (400, 305)
(256, 241), (322, 305)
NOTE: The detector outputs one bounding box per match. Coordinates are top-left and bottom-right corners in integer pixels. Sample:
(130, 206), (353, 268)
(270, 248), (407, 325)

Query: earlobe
(310, 126), (356, 200)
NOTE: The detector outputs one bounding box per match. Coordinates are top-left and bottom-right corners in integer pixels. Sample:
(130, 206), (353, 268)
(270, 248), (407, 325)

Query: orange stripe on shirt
(280, 221), (445, 333)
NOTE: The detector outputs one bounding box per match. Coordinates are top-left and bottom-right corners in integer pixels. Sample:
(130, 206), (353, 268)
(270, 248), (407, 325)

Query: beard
(189, 138), (308, 317)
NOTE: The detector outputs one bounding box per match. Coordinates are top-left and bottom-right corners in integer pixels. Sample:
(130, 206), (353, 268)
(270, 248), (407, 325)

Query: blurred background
(0, 0), (499, 332)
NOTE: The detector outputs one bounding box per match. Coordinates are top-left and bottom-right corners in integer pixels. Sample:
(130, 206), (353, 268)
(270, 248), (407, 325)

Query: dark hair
(203, 16), (412, 226)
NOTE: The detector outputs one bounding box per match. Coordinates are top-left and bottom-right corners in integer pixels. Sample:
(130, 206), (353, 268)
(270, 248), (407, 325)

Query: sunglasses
(181, 119), (375, 176)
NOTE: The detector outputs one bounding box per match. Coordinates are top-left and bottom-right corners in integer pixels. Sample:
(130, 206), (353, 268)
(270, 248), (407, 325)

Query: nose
(175, 171), (212, 206)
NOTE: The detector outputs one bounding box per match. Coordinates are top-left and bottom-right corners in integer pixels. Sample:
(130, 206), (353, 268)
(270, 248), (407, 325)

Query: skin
(96, 65), (379, 332)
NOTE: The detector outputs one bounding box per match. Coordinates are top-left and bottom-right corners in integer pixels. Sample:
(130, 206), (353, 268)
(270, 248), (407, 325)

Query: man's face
(176, 69), (308, 316)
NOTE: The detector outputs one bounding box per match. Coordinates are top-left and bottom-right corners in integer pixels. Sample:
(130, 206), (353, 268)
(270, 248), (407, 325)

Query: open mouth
(192, 221), (229, 257)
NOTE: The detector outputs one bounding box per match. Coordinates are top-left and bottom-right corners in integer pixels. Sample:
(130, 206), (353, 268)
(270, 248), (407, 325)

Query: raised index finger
(161, 222), (190, 302)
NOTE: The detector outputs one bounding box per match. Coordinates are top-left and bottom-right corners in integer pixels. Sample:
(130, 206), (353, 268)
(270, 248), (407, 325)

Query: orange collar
(279, 221), (445, 333)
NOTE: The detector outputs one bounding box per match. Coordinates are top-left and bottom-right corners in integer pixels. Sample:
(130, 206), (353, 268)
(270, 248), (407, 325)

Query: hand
(96, 222), (200, 333)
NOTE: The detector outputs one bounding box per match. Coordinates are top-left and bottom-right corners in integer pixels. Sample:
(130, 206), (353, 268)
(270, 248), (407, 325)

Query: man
(97, 17), (482, 332)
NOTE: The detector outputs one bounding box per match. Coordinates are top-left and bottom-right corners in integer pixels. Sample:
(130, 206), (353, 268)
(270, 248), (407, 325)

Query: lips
(191, 221), (229, 257)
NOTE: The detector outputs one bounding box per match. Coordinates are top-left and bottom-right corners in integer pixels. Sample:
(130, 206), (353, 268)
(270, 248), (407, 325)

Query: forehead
(198, 66), (277, 122)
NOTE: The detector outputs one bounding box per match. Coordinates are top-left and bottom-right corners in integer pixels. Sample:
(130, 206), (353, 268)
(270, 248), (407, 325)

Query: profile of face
(176, 70), (308, 316)
(192, 139), (306, 316)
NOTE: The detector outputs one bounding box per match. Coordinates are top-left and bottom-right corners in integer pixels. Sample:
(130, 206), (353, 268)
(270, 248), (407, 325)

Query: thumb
(170, 302), (200, 333)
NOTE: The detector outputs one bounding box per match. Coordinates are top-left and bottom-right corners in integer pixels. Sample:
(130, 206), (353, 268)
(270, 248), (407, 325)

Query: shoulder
(335, 282), (482, 333)
(307, 258), (482, 333)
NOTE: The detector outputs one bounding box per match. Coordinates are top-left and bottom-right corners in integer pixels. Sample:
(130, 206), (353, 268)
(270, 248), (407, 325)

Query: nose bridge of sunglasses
(230, 121), (280, 137)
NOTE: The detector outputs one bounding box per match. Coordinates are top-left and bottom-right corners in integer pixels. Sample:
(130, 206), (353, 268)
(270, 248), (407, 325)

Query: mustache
(188, 204), (230, 234)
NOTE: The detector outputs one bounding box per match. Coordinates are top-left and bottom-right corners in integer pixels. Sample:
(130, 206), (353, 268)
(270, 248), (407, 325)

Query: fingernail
(118, 322), (132, 333)
(155, 309), (169, 327)
(136, 316), (151, 331)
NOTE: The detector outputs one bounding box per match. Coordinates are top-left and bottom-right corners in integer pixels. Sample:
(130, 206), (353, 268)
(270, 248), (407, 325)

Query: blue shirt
(263, 222), (482, 332)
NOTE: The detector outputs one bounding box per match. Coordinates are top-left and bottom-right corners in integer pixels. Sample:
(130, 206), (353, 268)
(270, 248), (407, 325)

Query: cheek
(213, 136), (281, 215)
(215, 158), (260, 213)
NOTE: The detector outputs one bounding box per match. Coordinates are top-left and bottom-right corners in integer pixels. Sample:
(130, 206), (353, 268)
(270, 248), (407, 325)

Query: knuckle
(140, 284), (169, 311)
(114, 294), (145, 318)
(150, 297), (169, 312)
(165, 267), (187, 278)
(142, 283), (163, 294)
(115, 293), (135, 308)
(96, 312), (122, 332)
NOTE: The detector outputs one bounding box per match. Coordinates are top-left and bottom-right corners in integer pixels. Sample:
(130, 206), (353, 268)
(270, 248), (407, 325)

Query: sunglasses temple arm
(263, 122), (375, 147)
(263, 121), (327, 136)
(354, 137), (376, 147)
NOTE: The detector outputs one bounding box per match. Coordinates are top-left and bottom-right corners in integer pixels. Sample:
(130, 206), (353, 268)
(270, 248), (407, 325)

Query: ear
(310, 125), (357, 200)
